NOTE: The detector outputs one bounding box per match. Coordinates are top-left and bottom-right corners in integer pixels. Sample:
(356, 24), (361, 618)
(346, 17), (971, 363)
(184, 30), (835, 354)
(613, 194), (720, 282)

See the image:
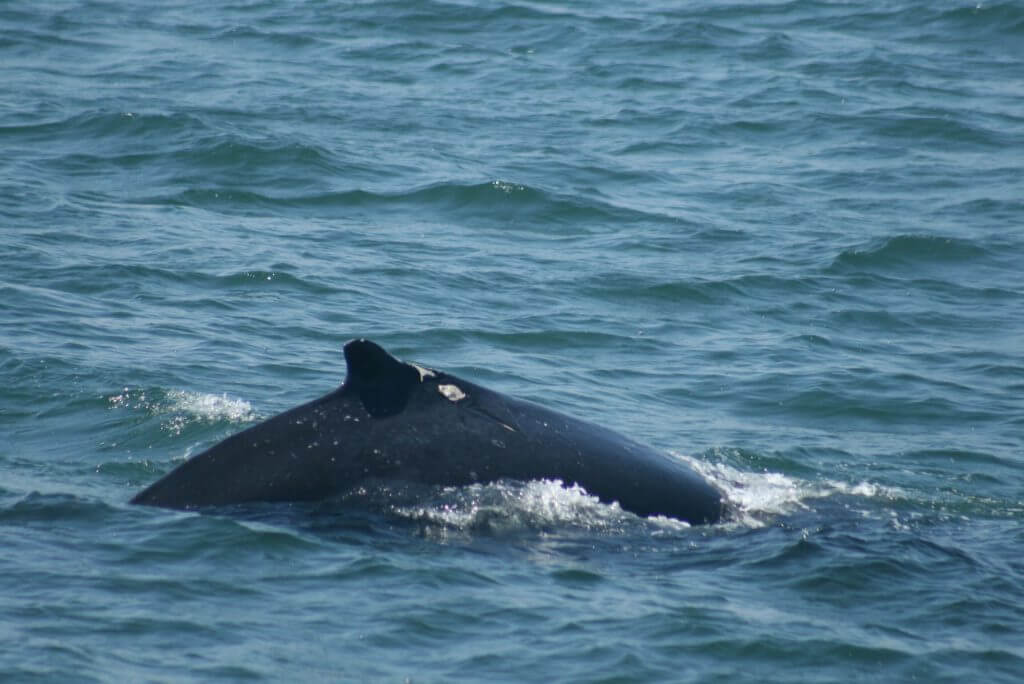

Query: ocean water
(2, 0), (1023, 681)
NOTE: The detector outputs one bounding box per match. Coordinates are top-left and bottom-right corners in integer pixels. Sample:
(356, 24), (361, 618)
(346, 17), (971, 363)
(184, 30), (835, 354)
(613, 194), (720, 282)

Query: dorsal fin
(343, 339), (421, 418)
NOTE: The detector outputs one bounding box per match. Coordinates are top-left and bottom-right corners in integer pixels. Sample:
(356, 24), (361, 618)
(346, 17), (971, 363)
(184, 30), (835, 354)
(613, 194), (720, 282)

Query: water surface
(2, 1), (1022, 681)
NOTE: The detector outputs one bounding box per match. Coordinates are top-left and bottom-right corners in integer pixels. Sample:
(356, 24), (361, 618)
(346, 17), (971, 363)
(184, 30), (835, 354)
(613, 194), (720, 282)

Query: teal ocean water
(2, 1), (1023, 680)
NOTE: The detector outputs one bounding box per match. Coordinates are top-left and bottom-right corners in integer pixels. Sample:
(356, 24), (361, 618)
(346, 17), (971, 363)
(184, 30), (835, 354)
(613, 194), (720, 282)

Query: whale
(131, 339), (724, 525)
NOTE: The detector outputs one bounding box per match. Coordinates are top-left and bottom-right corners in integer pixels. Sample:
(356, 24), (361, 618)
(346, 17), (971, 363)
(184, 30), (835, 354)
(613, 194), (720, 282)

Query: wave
(142, 179), (669, 225)
(828, 234), (993, 273)
(799, 1), (1024, 39)
(589, 272), (817, 305)
(32, 262), (341, 299)
(52, 137), (336, 182)
(862, 108), (1010, 149)
(0, 491), (120, 524)
(168, 137), (334, 175)
(211, 24), (320, 48)
(925, 2), (1024, 38)
(0, 110), (209, 145)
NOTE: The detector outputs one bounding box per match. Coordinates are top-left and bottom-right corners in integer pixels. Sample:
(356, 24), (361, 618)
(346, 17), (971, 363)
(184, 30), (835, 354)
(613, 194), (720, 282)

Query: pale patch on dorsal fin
(342, 339), (422, 418)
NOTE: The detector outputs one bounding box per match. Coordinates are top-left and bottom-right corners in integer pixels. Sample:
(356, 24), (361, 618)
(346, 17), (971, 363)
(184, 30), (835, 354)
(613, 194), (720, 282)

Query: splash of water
(108, 387), (257, 435)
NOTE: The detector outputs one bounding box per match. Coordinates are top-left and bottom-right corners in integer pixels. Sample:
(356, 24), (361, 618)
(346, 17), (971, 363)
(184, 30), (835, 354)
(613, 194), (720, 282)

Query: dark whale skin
(131, 339), (724, 525)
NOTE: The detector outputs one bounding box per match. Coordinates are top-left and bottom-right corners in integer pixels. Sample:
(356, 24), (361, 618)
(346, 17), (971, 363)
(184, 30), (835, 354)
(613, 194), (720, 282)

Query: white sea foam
(394, 478), (630, 534)
(671, 451), (907, 528)
(390, 451), (909, 533)
(108, 387), (258, 436)
(162, 389), (257, 423)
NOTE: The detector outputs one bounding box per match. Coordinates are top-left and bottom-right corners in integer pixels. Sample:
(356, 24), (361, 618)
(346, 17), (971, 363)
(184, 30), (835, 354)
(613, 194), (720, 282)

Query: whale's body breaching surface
(132, 339), (724, 525)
